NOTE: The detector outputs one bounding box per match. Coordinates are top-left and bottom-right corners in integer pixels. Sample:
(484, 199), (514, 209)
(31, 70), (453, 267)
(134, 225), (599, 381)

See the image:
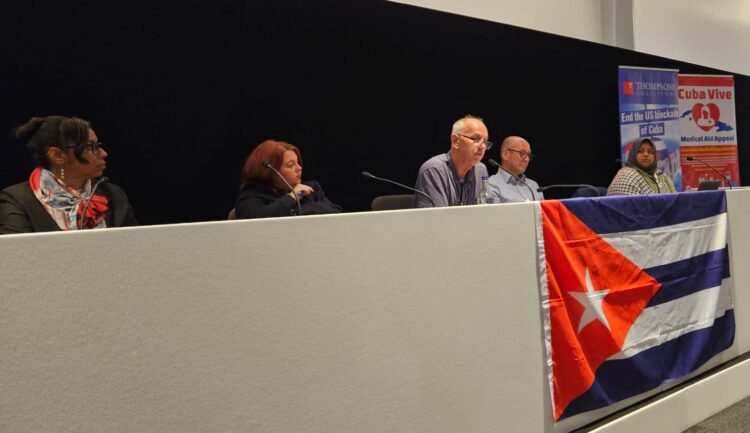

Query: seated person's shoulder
(2, 181), (31, 194)
(476, 162), (488, 175)
(419, 154), (445, 170)
(0, 182), (32, 202)
(100, 181), (125, 194)
(98, 182), (131, 201)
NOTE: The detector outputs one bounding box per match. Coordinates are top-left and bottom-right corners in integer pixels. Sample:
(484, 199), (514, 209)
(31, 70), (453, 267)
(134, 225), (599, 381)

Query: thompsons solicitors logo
(623, 81), (677, 96)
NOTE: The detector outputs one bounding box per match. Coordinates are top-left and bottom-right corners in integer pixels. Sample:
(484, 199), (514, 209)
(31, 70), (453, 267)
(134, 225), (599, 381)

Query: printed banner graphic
(618, 66), (682, 190)
(678, 75), (741, 189)
(536, 192), (733, 420)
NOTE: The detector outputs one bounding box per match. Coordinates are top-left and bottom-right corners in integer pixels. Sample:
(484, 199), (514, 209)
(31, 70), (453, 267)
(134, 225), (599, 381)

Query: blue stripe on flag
(560, 309), (735, 419)
(645, 248), (730, 307)
(561, 191), (726, 234)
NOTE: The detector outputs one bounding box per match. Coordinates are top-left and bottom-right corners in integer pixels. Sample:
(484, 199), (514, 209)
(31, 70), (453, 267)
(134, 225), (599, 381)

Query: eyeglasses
(61, 142), (104, 154)
(506, 148), (534, 161)
(85, 141), (103, 153)
(457, 134), (493, 150)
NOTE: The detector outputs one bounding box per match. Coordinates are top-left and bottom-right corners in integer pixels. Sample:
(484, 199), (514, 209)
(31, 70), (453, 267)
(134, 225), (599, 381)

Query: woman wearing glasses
(607, 137), (675, 196)
(0, 115), (137, 234)
(234, 139), (341, 219)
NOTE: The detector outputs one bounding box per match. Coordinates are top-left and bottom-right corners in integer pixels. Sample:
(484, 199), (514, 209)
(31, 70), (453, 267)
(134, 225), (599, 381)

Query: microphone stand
(361, 171), (435, 207)
(78, 176), (109, 230)
(686, 156), (734, 189)
(263, 161), (302, 215)
(487, 159), (536, 201)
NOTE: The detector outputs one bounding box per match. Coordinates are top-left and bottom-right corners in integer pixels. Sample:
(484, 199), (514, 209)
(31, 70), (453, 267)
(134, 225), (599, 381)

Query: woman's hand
(289, 183), (314, 199)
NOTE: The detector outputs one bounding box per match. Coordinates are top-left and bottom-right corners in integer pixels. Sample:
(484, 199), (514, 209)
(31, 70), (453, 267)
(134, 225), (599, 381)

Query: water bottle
(478, 176), (491, 204)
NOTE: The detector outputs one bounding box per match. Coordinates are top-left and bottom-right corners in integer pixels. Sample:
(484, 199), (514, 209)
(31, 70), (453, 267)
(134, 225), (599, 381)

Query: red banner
(678, 75), (740, 189)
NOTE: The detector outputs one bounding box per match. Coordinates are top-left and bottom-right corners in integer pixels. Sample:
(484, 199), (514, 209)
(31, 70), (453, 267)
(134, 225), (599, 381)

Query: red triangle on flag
(540, 201), (660, 420)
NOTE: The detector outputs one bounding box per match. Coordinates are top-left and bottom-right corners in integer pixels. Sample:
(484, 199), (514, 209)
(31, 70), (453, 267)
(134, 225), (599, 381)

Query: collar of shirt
(445, 152), (477, 205)
(498, 167), (526, 185)
(445, 152), (476, 184)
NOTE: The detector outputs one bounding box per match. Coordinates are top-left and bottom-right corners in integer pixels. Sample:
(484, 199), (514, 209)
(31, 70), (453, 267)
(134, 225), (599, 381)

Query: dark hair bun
(14, 117), (46, 142)
(14, 115), (91, 167)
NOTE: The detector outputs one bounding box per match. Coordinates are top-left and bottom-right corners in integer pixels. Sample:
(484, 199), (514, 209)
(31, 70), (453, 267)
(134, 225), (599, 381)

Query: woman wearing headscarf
(607, 138), (676, 196)
(235, 139), (341, 219)
(0, 115), (137, 234)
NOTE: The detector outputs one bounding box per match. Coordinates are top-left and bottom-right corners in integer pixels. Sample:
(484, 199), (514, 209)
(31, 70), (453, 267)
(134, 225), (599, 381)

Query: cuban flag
(535, 191), (734, 421)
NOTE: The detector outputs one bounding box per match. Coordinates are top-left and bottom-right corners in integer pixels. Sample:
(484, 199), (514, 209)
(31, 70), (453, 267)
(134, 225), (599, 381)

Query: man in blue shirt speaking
(413, 115), (491, 207)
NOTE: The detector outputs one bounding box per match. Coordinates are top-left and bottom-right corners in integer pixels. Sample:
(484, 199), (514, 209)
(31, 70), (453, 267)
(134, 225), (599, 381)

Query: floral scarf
(29, 167), (109, 231)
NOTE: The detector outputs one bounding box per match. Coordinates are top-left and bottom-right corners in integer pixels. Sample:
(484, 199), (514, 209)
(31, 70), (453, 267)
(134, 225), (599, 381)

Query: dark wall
(2, 0), (748, 224)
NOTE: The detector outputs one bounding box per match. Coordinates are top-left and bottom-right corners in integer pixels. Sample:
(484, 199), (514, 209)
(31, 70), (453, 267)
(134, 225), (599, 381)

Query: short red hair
(240, 140), (303, 188)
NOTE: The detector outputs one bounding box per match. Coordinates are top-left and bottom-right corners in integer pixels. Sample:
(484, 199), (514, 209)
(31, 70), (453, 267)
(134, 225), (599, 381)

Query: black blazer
(0, 181), (138, 235)
(235, 180), (341, 219)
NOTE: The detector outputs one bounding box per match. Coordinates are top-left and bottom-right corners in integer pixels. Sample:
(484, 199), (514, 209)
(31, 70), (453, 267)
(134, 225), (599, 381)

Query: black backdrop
(2, 0), (748, 224)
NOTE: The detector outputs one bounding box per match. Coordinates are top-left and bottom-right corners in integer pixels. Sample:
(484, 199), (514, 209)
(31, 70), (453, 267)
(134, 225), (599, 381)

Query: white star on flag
(569, 267), (611, 333)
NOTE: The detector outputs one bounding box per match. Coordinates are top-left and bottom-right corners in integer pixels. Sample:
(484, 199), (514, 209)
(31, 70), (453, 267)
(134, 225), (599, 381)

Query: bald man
(413, 115), (491, 207)
(487, 136), (543, 202)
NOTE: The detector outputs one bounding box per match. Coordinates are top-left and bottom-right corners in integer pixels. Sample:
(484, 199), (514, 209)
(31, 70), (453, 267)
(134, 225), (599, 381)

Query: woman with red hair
(235, 140), (341, 218)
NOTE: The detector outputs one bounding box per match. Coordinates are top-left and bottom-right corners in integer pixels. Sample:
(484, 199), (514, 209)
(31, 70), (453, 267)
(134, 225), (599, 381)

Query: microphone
(487, 159), (536, 201)
(686, 156), (733, 189)
(78, 176), (109, 230)
(537, 184), (601, 196)
(361, 171), (435, 207)
(262, 161), (302, 215)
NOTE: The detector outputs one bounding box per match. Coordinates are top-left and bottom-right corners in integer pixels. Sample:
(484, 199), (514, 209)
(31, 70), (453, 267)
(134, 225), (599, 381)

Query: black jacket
(0, 181), (138, 235)
(235, 180), (341, 219)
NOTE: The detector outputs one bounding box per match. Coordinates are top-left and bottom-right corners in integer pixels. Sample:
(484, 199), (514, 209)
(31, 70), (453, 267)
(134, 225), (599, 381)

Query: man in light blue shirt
(488, 136), (543, 203)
